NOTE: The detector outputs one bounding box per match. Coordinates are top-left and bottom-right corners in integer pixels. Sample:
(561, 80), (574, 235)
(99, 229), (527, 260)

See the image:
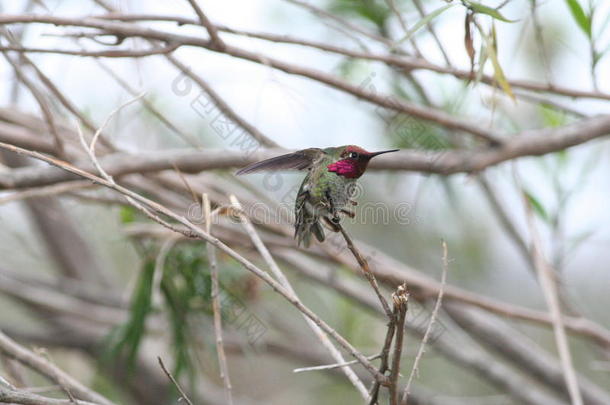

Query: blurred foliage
(538, 104), (568, 128)
(105, 242), (248, 383)
(385, 82), (452, 151)
(327, 0), (390, 29)
(564, 0), (592, 38)
(334, 57), (372, 83)
(396, 3), (455, 45)
(463, 0), (516, 23)
(106, 259), (155, 371)
(119, 206), (137, 224)
(524, 189), (550, 223)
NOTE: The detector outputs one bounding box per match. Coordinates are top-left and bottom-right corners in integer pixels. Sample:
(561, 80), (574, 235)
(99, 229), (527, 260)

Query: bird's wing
(235, 148), (324, 175)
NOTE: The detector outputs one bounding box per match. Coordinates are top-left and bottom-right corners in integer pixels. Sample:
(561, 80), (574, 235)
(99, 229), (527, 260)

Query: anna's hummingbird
(236, 145), (398, 247)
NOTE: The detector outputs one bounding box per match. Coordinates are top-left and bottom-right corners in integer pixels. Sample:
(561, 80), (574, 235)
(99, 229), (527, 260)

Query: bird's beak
(368, 149), (399, 158)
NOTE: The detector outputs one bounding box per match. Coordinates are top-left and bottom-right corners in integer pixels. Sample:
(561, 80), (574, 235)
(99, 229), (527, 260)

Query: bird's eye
(349, 152), (359, 159)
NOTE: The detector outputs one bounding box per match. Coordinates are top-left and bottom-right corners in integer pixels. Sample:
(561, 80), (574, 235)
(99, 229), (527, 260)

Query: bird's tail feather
(296, 219), (325, 247)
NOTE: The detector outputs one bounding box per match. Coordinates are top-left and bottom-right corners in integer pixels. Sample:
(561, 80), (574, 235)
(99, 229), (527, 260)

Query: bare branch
(87, 14), (610, 101)
(401, 241), (448, 404)
(2, 113), (609, 191)
(0, 386), (98, 405)
(0, 14), (502, 143)
(204, 194), (234, 405)
(165, 54), (279, 148)
(229, 195), (370, 399)
(185, 0), (225, 49)
(0, 43), (180, 57)
(389, 285), (409, 405)
(293, 354), (382, 374)
(0, 140), (387, 384)
(337, 223), (393, 319)
(157, 357), (194, 405)
(519, 175), (584, 405)
(0, 331), (116, 405)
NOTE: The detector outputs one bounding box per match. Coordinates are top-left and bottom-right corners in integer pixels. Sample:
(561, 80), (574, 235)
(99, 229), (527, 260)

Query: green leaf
(120, 206), (136, 224)
(556, 149), (569, 167)
(464, 1), (517, 23)
(524, 190), (549, 222)
(107, 260), (155, 371)
(482, 23), (515, 100)
(564, 0), (592, 38)
(539, 104), (567, 127)
(396, 4), (455, 45)
(475, 36), (490, 85)
(328, 0), (390, 29)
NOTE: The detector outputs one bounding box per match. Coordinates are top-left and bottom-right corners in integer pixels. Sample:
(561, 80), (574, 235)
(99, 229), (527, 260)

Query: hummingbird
(236, 146), (399, 247)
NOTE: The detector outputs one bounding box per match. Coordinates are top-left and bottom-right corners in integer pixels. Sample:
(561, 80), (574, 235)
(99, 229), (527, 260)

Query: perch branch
(204, 194), (234, 405)
(401, 241), (448, 404)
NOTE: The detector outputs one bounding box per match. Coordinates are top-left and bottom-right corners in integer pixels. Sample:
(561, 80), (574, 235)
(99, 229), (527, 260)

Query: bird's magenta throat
(327, 159), (362, 178)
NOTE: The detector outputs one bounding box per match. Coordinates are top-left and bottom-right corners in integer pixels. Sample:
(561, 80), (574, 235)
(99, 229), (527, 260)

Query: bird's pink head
(327, 145), (399, 179)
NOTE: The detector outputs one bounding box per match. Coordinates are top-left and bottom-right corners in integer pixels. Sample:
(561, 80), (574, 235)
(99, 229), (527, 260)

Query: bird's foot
(340, 209), (355, 218)
(322, 216), (341, 232)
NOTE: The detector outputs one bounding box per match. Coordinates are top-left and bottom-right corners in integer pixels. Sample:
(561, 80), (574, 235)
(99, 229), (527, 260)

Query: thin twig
(229, 195), (370, 400)
(157, 356), (194, 405)
(412, 0), (452, 66)
(0, 181), (92, 205)
(283, 0), (392, 46)
(152, 235), (178, 308)
(73, 95), (193, 238)
(166, 54), (279, 148)
(0, 43), (180, 57)
(389, 284), (409, 405)
(35, 349), (76, 404)
(92, 57), (201, 147)
(518, 173), (584, 405)
(368, 316), (397, 405)
(293, 353), (382, 373)
(0, 385), (98, 405)
(401, 240), (448, 404)
(204, 193), (234, 405)
(90, 13), (610, 101)
(0, 140), (386, 383)
(0, 31), (64, 156)
(0, 331), (116, 405)
(6, 14), (610, 102)
(185, 0), (225, 49)
(0, 14), (502, 143)
(87, 92), (146, 159)
(337, 223), (393, 320)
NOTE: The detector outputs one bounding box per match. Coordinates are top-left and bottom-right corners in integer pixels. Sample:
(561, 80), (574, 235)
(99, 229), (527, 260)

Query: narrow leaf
(464, 12), (475, 75)
(564, 0), (592, 38)
(464, 1), (516, 23)
(524, 190), (549, 222)
(484, 24), (515, 100)
(475, 36), (490, 85)
(396, 4), (455, 45)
